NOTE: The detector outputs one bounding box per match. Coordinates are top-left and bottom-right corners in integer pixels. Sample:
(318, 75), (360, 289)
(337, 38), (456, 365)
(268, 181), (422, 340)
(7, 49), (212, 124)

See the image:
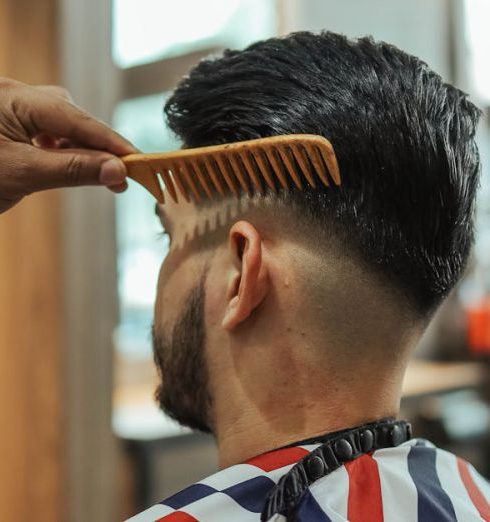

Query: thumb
(22, 146), (127, 192)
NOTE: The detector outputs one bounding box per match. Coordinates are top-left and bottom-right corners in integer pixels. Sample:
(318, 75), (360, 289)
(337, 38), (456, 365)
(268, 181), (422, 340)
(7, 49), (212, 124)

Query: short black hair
(164, 31), (481, 316)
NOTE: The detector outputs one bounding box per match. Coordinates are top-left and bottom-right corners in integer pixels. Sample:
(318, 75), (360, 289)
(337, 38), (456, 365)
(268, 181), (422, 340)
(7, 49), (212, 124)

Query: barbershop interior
(1, 0), (490, 521)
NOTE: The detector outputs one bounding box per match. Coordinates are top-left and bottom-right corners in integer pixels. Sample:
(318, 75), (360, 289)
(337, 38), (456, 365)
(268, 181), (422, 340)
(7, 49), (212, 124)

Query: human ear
(222, 221), (270, 331)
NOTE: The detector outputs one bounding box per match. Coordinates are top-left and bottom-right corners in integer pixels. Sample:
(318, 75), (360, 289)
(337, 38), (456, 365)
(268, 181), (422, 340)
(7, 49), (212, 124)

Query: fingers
(31, 134), (61, 148)
(32, 87), (86, 150)
(5, 142), (129, 195)
(35, 85), (73, 102)
(108, 180), (129, 193)
(9, 81), (137, 156)
(0, 79), (136, 213)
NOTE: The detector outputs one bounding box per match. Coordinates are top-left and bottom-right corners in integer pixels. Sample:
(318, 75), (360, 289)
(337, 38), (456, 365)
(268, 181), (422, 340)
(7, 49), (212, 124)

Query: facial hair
(152, 273), (213, 433)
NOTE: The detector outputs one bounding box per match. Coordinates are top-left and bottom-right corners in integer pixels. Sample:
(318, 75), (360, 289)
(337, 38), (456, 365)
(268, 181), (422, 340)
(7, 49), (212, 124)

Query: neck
(213, 363), (405, 468)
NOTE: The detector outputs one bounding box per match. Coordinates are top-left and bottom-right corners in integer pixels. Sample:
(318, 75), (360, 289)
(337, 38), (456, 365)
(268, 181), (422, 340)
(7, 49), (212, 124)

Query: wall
(280, 0), (490, 353)
(0, 0), (65, 520)
(282, 0), (453, 81)
(60, 0), (123, 519)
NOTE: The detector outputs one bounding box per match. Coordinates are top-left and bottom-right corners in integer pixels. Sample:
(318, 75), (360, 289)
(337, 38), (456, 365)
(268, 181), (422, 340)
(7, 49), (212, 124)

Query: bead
(334, 438), (353, 461)
(360, 429), (374, 452)
(391, 424), (404, 446)
(306, 455), (326, 482)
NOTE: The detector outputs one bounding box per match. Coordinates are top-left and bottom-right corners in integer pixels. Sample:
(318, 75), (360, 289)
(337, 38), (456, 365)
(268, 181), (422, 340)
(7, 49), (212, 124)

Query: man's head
(152, 31), (481, 438)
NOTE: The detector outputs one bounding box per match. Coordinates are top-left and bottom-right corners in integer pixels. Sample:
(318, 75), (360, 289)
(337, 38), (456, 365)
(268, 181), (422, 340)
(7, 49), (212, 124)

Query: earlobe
(222, 221), (269, 331)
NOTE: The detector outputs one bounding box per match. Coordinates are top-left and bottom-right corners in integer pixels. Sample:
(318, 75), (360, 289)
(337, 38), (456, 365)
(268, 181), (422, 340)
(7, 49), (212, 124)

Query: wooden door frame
(59, 0), (122, 520)
(0, 1), (64, 521)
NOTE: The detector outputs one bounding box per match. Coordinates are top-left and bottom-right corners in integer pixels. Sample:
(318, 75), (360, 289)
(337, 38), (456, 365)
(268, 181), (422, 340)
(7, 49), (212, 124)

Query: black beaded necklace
(261, 418), (412, 521)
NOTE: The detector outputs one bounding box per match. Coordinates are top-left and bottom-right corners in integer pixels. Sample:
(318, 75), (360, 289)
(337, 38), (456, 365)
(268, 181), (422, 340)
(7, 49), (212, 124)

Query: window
(113, 94), (177, 359)
(113, 0), (277, 68)
(113, 1), (277, 363)
(464, 0), (490, 104)
(459, 0), (490, 340)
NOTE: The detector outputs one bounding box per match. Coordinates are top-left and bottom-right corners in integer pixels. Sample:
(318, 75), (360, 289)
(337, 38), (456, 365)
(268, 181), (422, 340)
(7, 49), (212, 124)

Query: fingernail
(109, 181), (128, 193)
(99, 158), (126, 185)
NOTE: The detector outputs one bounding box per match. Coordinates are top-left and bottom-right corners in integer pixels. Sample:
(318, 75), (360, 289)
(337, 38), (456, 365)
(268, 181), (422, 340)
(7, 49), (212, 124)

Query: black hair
(164, 31), (482, 316)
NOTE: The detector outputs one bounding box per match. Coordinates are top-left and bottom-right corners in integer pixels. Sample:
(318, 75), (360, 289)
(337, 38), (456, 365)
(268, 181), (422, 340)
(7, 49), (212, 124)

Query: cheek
(203, 257), (229, 331)
(154, 253), (205, 332)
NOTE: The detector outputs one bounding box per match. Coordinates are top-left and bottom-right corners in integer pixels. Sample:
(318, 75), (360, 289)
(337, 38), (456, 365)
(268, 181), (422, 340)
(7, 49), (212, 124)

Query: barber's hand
(0, 77), (137, 214)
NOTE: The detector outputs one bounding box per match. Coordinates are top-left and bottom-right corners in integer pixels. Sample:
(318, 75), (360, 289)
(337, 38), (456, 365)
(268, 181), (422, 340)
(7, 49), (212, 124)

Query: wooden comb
(121, 134), (340, 204)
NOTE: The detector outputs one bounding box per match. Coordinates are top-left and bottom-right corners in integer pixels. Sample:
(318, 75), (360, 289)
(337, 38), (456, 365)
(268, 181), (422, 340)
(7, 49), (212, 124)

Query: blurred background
(0, 0), (490, 520)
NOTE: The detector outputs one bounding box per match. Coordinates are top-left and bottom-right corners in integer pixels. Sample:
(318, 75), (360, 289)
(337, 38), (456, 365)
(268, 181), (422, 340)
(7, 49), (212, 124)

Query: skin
(0, 77), (137, 214)
(0, 78), (426, 467)
(153, 193), (425, 468)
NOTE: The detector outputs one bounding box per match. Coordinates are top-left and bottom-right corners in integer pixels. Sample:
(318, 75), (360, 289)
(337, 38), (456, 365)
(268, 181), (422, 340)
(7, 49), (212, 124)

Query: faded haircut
(164, 31), (482, 316)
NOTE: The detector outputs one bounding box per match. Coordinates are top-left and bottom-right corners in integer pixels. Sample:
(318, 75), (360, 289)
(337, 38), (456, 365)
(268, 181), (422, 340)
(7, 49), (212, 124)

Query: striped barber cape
(127, 439), (490, 522)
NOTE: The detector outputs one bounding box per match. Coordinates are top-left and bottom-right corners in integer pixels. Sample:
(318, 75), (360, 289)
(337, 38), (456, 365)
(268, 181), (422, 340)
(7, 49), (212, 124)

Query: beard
(152, 272), (213, 433)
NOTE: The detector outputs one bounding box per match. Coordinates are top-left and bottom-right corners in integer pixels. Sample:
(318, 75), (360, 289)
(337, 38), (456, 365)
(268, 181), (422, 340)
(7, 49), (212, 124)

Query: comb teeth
(122, 134), (340, 204)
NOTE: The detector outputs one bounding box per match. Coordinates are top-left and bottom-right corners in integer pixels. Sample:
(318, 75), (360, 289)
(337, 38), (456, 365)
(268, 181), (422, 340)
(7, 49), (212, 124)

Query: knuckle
(0, 79), (27, 129)
(65, 155), (84, 186)
(9, 89), (38, 133)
